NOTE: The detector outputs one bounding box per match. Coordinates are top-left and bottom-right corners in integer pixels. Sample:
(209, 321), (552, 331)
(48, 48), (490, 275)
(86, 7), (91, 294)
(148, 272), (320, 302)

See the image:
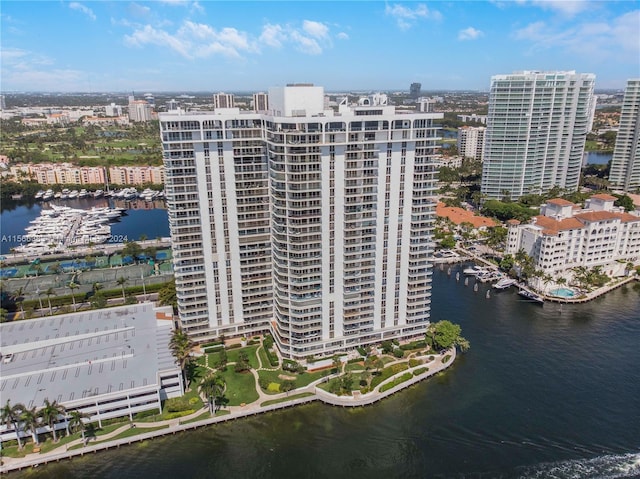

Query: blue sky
(1, 1), (638, 92)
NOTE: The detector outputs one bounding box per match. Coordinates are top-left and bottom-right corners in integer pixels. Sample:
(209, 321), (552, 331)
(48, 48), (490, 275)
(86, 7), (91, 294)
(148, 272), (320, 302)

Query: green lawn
(226, 345), (260, 369)
(370, 362), (410, 389)
(206, 344), (260, 371)
(257, 368), (328, 394)
(379, 372), (413, 392)
(345, 362), (365, 372)
(218, 368), (259, 406)
(258, 346), (274, 369)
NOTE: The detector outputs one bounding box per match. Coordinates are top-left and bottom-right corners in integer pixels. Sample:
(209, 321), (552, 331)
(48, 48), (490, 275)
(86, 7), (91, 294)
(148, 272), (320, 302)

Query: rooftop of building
(590, 193), (617, 201)
(546, 198), (576, 207)
(436, 203), (499, 228)
(0, 303), (177, 410)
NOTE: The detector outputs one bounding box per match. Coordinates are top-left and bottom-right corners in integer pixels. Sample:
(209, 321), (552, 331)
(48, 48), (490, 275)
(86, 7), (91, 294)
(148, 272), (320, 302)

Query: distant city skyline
(1, 1), (638, 93)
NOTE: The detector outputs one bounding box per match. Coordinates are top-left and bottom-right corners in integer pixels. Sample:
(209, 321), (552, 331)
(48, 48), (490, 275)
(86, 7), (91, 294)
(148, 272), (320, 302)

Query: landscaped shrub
(400, 340), (427, 351)
(264, 346), (279, 367)
(409, 358), (422, 368)
(381, 341), (394, 354)
(263, 334), (274, 350)
(134, 409), (158, 420)
(356, 346), (367, 356)
(280, 380), (296, 392)
(347, 357), (362, 364)
(443, 355), (452, 363)
(413, 367), (428, 376)
(164, 410), (195, 420)
(227, 343), (241, 350)
(259, 377), (269, 390)
(282, 359), (304, 373)
(393, 348), (405, 358)
(165, 397), (192, 413)
(268, 382), (280, 393)
(247, 339), (259, 346)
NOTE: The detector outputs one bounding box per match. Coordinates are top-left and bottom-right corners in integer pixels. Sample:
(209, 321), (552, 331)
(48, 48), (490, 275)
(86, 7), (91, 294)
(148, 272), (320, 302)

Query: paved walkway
(0, 345), (457, 473)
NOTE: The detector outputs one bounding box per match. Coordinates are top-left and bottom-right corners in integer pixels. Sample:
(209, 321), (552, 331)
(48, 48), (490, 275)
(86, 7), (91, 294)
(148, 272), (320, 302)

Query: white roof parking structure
(0, 303), (181, 411)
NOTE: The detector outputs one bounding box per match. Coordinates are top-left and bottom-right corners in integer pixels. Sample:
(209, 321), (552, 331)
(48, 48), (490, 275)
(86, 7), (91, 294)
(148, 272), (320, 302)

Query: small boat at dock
(518, 289), (544, 304)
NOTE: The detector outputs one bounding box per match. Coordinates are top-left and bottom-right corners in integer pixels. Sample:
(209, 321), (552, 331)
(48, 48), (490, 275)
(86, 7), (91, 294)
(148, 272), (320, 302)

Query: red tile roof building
(505, 197), (640, 283)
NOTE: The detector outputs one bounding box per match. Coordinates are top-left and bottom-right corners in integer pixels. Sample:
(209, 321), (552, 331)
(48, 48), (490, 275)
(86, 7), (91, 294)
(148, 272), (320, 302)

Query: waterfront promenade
(0, 348), (456, 473)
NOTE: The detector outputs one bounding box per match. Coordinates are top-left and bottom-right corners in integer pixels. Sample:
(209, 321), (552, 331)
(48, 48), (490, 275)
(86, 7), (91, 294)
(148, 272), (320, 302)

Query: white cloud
(458, 27), (484, 41)
(257, 20), (340, 54)
(124, 21), (258, 59)
(69, 2), (96, 21)
(128, 3), (152, 18)
(290, 31), (322, 55)
(529, 0), (589, 16)
(124, 18), (339, 59)
(385, 3), (442, 30)
(0, 48), (87, 91)
(158, 1), (204, 13)
(260, 24), (286, 48)
(303, 20), (329, 39)
(513, 10), (640, 60)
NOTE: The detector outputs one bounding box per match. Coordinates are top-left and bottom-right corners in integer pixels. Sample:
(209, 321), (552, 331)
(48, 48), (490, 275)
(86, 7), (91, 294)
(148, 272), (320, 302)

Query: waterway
(0, 198), (170, 255)
(11, 266), (640, 478)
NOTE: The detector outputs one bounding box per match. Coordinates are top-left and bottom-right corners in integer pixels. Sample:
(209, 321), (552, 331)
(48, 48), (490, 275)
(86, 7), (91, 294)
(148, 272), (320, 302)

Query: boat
(123, 188), (138, 200)
(493, 277), (518, 290)
(78, 189), (89, 198)
(54, 192), (62, 199)
(463, 265), (488, 276)
(486, 290), (491, 299)
(34, 190), (44, 200)
(518, 289), (544, 304)
(93, 189), (104, 198)
(473, 283), (479, 292)
(456, 272), (460, 282)
(42, 189), (54, 201)
(68, 190), (79, 199)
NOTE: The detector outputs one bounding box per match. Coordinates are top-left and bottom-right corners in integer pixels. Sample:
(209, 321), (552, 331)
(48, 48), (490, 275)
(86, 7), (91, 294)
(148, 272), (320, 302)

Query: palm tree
(67, 409), (91, 444)
(11, 287), (25, 318)
(41, 398), (65, 442)
(200, 374), (225, 414)
(169, 328), (194, 387)
(1, 400), (25, 450)
(116, 276), (128, 301)
(45, 287), (55, 314)
(20, 406), (41, 445)
(67, 281), (79, 311)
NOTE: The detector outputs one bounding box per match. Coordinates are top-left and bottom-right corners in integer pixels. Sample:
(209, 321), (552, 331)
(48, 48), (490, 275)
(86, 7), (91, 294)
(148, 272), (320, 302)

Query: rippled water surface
(13, 265), (640, 479)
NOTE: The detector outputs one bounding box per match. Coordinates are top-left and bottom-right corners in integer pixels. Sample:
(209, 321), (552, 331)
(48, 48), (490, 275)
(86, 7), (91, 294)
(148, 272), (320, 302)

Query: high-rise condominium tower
(160, 84), (442, 359)
(609, 79), (640, 192)
(481, 71), (596, 200)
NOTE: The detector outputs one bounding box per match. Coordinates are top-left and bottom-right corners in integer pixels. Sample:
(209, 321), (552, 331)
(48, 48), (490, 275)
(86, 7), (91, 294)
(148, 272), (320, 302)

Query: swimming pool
(550, 287), (576, 298)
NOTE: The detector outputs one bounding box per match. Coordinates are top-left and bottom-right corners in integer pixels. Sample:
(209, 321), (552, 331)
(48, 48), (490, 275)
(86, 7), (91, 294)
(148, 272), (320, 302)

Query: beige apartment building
(108, 165), (164, 185)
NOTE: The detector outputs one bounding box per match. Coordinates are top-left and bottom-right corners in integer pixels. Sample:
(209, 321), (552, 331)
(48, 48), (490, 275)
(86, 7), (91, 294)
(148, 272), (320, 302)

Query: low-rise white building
(506, 194), (640, 285)
(0, 303), (183, 444)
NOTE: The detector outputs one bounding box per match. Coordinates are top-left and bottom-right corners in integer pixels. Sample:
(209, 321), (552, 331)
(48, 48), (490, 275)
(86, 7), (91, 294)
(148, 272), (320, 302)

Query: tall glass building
(609, 79), (640, 192)
(160, 85), (442, 359)
(481, 71), (595, 200)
